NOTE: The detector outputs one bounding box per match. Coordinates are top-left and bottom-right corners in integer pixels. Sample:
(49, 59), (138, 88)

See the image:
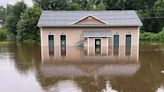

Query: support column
(87, 37), (89, 55)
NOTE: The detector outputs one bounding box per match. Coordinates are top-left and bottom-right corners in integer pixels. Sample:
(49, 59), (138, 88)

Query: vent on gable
(73, 15), (107, 25)
(87, 16), (92, 19)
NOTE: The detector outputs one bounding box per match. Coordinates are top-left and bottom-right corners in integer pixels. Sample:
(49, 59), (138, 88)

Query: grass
(0, 41), (12, 45)
(140, 28), (164, 41)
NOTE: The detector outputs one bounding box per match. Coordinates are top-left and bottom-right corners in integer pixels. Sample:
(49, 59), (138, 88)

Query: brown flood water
(0, 42), (163, 92)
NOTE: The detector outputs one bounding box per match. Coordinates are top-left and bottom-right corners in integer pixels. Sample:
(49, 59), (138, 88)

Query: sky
(0, 0), (33, 7)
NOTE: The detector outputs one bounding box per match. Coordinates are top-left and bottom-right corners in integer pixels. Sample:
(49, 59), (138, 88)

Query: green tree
(16, 7), (41, 42)
(96, 2), (106, 10)
(0, 6), (5, 19)
(155, 0), (164, 27)
(86, 0), (95, 10)
(33, 0), (68, 10)
(67, 3), (81, 10)
(104, 0), (123, 10)
(139, 10), (162, 33)
(5, 1), (27, 41)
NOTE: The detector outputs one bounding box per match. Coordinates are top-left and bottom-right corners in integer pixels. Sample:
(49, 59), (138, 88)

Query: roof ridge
(42, 10), (136, 12)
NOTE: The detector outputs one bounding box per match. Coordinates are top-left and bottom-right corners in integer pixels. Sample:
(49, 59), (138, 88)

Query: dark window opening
(125, 35), (131, 56)
(48, 35), (54, 56)
(60, 35), (66, 56)
(113, 35), (119, 56)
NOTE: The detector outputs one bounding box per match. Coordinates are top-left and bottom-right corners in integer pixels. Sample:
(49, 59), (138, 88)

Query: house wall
(41, 45), (139, 63)
(41, 27), (140, 47)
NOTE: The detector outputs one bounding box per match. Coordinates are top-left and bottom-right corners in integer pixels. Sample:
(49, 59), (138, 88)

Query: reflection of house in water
(40, 46), (140, 91)
(41, 45), (139, 77)
(156, 84), (164, 92)
(102, 81), (118, 92)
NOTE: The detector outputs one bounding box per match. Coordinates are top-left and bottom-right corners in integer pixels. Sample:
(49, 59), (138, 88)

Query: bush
(140, 28), (164, 41)
(0, 29), (7, 41)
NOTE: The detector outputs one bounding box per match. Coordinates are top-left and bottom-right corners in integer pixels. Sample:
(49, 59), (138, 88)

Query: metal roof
(37, 10), (143, 27)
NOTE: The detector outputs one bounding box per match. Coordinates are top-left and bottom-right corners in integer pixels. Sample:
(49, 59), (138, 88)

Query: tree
(5, 1), (27, 41)
(67, 3), (81, 10)
(0, 6), (5, 19)
(155, 0), (164, 27)
(86, 0), (95, 10)
(96, 2), (106, 10)
(16, 7), (41, 42)
(104, 0), (123, 10)
(139, 10), (162, 33)
(33, 0), (68, 10)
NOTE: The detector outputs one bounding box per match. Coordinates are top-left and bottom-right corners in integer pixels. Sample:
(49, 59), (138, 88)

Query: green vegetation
(5, 1), (27, 41)
(16, 7), (41, 43)
(0, 0), (163, 43)
(0, 28), (7, 41)
(140, 28), (164, 41)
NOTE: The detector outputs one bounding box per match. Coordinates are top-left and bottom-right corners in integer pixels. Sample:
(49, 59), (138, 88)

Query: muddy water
(0, 42), (163, 92)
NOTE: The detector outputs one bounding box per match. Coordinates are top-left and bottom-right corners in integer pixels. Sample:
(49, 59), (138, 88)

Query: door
(95, 39), (101, 54)
(48, 35), (54, 56)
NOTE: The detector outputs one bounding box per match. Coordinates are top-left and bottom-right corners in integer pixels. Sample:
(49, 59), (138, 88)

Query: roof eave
(38, 24), (142, 28)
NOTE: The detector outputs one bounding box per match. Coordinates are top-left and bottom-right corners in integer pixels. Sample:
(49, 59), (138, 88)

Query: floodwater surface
(0, 42), (163, 92)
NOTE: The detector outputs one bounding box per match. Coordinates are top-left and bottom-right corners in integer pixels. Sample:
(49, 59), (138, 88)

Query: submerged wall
(40, 27), (140, 47)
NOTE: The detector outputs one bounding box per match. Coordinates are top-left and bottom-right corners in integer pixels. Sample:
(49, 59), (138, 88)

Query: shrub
(140, 27), (164, 41)
(0, 29), (7, 41)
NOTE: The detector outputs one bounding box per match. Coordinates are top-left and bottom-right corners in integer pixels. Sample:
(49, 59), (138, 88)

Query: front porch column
(101, 38), (108, 55)
(87, 37), (89, 55)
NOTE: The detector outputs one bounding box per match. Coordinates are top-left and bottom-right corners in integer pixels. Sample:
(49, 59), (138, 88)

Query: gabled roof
(37, 10), (143, 27)
(73, 15), (107, 24)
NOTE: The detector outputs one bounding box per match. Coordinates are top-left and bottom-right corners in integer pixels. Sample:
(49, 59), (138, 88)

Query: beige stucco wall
(40, 27), (140, 47)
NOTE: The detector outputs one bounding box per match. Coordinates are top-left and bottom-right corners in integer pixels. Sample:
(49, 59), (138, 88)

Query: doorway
(95, 38), (101, 54)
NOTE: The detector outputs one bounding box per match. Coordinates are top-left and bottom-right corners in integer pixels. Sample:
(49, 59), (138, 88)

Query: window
(113, 35), (119, 56)
(113, 35), (119, 48)
(48, 35), (54, 56)
(60, 35), (66, 56)
(125, 35), (131, 56)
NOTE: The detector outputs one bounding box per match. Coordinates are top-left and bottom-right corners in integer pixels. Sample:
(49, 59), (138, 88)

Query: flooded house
(37, 11), (142, 50)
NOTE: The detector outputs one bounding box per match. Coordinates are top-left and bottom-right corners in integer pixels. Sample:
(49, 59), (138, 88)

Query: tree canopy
(16, 7), (41, 43)
(5, 1), (27, 41)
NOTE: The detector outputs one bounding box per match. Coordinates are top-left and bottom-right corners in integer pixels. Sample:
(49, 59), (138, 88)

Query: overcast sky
(0, 0), (33, 7)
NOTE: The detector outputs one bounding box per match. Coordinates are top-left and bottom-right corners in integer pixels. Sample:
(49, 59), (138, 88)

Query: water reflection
(46, 80), (82, 92)
(40, 46), (140, 91)
(0, 43), (164, 92)
(102, 81), (118, 92)
(156, 84), (164, 92)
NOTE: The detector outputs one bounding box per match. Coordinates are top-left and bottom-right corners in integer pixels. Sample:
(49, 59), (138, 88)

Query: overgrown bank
(140, 28), (164, 41)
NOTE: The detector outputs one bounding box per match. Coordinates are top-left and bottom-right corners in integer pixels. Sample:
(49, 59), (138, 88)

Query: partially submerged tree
(5, 1), (27, 41)
(16, 7), (41, 43)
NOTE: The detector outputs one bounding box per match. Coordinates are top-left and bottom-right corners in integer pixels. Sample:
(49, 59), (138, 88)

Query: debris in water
(161, 70), (164, 74)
